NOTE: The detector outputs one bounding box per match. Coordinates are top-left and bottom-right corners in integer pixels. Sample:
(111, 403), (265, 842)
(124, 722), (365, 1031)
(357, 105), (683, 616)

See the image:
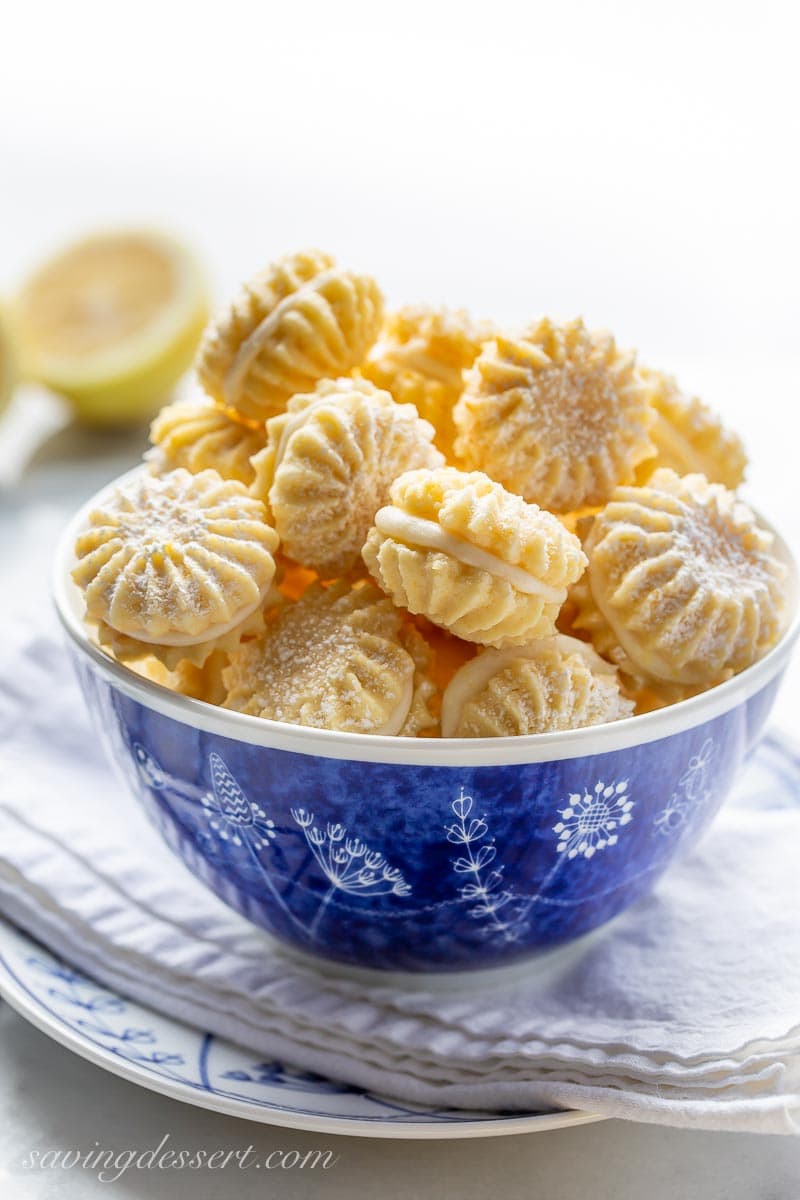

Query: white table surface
(1, 376), (799, 1198)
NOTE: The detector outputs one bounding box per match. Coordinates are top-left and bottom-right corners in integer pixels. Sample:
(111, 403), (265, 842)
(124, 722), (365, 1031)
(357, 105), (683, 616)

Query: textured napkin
(1, 615), (799, 1134)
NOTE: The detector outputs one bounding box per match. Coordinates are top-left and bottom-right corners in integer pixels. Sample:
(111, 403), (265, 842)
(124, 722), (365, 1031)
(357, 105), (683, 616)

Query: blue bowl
(54, 477), (799, 974)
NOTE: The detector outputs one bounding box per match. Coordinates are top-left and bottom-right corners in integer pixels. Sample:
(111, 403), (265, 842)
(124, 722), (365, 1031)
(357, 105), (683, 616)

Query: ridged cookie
(453, 319), (654, 511)
(250, 377), (443, 576)
(73, 468), (278, 645)
(147, 395), (265, 486)
(223, 582), (435, 735)
(196, 249), (384, 423)
(362, 467), (586, 647)
(361, 305), (490, 457)
(441, 635), (633, 737)
(577, 469), (787, 686)
(635, 369), (747, 489)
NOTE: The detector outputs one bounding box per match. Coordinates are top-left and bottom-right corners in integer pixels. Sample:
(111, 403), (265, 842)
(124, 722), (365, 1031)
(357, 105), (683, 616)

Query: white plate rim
(0, 918), (604, 1140)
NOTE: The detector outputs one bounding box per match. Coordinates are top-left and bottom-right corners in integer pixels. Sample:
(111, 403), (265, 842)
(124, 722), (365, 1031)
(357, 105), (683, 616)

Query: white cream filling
(224, 269), (341, 406)
(374, 507), (567, 604)
(440, 635), (618, 736)
(374, 673), (415, 736)
(118, 587), (268, 648)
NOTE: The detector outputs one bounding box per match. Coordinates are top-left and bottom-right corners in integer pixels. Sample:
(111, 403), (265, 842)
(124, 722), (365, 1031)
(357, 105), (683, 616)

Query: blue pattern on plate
(0, 735), (796, 1127)
(72, 651), (785, 971)
(0, 942), (530, 1123)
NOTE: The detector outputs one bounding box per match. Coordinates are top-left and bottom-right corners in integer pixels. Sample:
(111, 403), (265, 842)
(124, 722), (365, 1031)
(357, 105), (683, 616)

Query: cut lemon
(0, 303), (17, 418)
(14, 230), (209, 425)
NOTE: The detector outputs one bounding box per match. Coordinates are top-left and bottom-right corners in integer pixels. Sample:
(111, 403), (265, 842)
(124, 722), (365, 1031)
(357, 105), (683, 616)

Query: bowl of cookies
(54, 249), (798, 974)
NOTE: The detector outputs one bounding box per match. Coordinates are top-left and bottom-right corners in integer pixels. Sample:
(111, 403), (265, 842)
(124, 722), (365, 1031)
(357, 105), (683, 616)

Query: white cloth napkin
(1, 615), (799, 1134)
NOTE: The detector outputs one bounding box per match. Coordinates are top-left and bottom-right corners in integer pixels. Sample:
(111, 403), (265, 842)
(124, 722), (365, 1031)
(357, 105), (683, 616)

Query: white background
(2, 1), (800, 1196)
(2, 0), (800, 367)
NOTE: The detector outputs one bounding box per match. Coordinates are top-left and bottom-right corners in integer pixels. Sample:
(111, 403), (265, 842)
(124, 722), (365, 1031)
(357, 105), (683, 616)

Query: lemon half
(15, 230), (209, 424)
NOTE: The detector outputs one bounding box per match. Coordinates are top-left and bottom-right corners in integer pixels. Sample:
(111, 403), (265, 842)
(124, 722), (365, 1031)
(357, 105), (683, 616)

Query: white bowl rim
(53, 468), (800, 768)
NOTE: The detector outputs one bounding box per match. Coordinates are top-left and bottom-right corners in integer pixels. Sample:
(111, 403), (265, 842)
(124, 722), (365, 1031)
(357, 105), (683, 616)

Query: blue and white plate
(0, 919), (601, 1139)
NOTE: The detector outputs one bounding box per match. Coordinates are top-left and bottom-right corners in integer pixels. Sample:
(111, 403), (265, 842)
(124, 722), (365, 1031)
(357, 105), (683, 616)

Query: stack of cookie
(71, 249), (788, 738)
